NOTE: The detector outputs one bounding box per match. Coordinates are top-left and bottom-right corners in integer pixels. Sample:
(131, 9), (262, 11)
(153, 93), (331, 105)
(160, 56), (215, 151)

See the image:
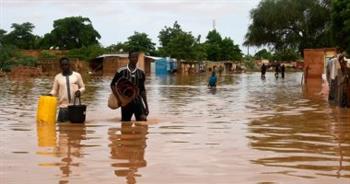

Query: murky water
(0, 72), (349, 184)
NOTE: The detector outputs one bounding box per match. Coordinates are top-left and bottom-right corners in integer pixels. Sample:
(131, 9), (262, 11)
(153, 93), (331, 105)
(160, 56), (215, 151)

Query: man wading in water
(49, 57), (85, 122)
(208, 71), (217, 88)
(110, 51), (149, 121)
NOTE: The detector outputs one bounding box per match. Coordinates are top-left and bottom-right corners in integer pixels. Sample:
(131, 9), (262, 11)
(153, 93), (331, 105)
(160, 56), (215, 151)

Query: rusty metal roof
(96, 54), (128, 58)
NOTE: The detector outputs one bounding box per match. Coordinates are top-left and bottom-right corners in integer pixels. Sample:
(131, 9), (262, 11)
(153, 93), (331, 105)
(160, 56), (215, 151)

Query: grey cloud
(1, 0), (260, 52)
(133, 0), (259, 18)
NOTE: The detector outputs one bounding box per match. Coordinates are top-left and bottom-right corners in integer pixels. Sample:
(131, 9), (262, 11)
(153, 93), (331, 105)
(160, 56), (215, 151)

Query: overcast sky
(1, 0), (260, 54)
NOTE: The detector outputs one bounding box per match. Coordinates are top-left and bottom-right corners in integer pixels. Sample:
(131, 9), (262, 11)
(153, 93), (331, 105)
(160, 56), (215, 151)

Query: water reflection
(37, 122), (56, 147)
(303, 78), (324, 101)
(209, 87), (217, 95)
(108, 123), (148, 184)
(2, 73), (350, 184)
(56, 123), (86, 182)
(247, 109), (350, 178)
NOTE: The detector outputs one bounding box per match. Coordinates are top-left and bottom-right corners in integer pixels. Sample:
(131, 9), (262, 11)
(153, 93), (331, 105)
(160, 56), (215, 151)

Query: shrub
(16, 56), (38, 67)
(0, 45), (18, 71)
(67, 44), (105, 60)
(40, 50), (56, 58)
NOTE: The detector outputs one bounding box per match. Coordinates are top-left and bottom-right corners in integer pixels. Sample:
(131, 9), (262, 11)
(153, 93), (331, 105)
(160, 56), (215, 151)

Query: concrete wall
(304, 48), (336, 79)
(144, 60), (151, 74)
(137, 52), (145, 72)
(102, 53), (148, 75)
(103, 57), (129, 74)
(10, 66), (42, 77)
(40, 58), (88, 75)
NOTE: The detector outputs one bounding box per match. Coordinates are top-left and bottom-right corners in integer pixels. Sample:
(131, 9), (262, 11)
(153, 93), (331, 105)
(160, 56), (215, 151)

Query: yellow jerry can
(36, 95), (58, 124)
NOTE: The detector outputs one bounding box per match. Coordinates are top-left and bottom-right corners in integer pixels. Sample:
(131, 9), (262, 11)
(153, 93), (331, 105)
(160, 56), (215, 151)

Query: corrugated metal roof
(145, 56), (177, 62)
(145, 56), (163, 60)
(96, 54), (129, 58)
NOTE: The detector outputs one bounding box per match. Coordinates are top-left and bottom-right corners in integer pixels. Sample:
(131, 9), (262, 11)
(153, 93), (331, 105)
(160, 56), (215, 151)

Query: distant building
(255, 59), (269, 66)
(206, 61), (237, 73)
(304, 48), (336, 80)
(145, 56), (177, 75)
(179, 61), (202, 73)
(90, 53), (149, 75)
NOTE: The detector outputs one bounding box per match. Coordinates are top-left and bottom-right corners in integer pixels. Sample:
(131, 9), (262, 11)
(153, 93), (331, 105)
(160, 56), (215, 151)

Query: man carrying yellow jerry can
(48, 57), (85, 122)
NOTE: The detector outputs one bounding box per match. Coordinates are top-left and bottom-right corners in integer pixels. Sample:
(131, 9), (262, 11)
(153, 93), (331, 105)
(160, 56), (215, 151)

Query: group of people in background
(326, 50), (350, 108)
(260, 63), (285, 79)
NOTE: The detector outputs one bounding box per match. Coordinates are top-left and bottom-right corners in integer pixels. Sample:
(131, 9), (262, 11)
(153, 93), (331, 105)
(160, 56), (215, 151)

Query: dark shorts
(121, 99), (147, 121)
(57, 108), (69, 122)
(329, 79), (336, 102)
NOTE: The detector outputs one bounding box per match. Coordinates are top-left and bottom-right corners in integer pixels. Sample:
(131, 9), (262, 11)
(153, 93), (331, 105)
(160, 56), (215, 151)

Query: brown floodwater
(0, 72), (349, 184)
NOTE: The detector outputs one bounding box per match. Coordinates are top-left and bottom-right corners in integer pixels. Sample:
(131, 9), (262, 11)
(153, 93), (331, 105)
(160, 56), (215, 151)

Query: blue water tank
(155, 58), (168, 75)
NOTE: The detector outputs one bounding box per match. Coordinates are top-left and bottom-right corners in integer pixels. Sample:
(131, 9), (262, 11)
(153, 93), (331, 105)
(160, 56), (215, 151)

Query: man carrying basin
(110, 51), (149, 121)
(49, 57), (85, 122)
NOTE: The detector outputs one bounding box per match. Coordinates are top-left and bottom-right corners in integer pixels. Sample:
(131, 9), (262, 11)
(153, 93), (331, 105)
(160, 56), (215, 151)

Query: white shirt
(50, 72), (85, 107)
(330, 58), (337, 80)
(330, 55), (343, 80)
(345, 57), (350, 68)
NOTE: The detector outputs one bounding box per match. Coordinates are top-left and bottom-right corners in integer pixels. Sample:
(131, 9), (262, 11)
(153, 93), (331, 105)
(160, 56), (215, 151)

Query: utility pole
(212, 19), (216, 30)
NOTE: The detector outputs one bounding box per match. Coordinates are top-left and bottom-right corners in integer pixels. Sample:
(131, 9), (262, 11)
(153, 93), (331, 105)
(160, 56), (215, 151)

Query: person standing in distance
(208, 71), (218, 88)
(261, 63), (267, 79)
(281, 64), (285, 79)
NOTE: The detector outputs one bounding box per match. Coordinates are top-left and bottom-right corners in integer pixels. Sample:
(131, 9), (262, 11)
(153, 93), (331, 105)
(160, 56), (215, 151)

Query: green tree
(39, 33), (54, 49)
(158, 21), (197, 60)
(3, 22), (38, 49)
(106, 42), (127, 53)
(193, 43), (207, 61)
(41, 16), (101, 49)
(245, 0), (333, 55)
(204, 30), (242, 61)
(272, 49), (300, 61)
(166, 31), (197, 60)
(254, 49), (273, 60)
(220, 37), (242, 61)
(0, 29), (6, 46)
(331, 0), (350, 54)
(205, 30), (222, 61)
(158, 21), (183, 49)
(125, 32), (155, 54)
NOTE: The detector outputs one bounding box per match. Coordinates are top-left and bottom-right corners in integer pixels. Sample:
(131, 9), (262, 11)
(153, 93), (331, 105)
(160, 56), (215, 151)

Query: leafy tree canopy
(205, 30), (242, 61)
(3, 22), (38, 49)
(220, 37), (242, 61)
(0, 29), (7, 46)
(125, 32), (155, 54)
(254, 49), (273, 60)
(158, 21), (198, 60)
(245, 0), (333, 55)
(205, 30), (222, 61)
(41, 16), (101, 49)
(331, 0), (350, 54)
(106, 42), (127, 53)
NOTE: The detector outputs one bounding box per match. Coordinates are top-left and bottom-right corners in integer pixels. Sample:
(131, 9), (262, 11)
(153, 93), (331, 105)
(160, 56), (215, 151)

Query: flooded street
(1, 72), (349, 184)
